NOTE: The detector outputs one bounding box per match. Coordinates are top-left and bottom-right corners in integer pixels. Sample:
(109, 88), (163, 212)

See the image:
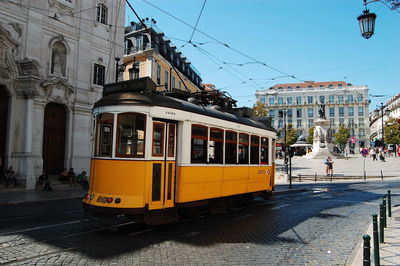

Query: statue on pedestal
(318, 104), (326, 119)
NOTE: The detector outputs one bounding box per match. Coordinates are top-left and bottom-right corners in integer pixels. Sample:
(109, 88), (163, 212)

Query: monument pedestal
(309, 118), (342, 159)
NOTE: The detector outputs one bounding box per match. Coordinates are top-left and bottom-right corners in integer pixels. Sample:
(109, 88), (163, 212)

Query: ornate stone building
(255, 81), (370, 152)
(0, 0), (125, 189)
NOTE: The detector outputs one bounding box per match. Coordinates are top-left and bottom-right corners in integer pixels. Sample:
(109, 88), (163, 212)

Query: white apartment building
(255, 81), (370, 151)
(370, 93), (400, 143)
(0, 0), (125, 189)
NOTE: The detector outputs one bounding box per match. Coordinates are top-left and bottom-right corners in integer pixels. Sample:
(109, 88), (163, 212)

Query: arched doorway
(43, 103), (66, 174)
(0, 86), (9, 174)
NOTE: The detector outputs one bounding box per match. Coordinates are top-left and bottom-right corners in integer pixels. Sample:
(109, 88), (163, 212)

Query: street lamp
(374, 102), (390, 149)
(357, 8), (377, 39)
(114, 57), (126, 83)
(357, 0), (400, 39)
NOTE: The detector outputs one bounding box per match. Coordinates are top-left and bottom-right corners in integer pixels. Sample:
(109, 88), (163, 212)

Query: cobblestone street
(1, 180), (399, 265)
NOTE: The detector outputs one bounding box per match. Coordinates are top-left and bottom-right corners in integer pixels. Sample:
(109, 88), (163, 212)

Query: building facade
(255, 81), (370, 151)
(369, 93), (400, 143)
(0, 0), (125, 189)
(123, 21), (202, 92)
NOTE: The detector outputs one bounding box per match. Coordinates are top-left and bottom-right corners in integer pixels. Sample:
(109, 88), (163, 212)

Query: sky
(125, 0), (400, 111)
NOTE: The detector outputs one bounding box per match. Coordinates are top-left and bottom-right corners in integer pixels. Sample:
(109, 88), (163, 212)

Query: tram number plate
(257, 169), (271, 175)
(97, 196), (107, 203)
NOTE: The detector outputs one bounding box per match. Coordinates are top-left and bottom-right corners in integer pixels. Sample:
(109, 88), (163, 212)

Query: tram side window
(167, 124), (175, 157)
(261, 137), (269, 164)
(238, 133), (249, 164)
(116, 113), (145, 157)
(225, 131), (237, 164)
(95, 113), (114, 157)
(152, 122), (164, 157)
(209, 128), (223, 164)
(250, 135), (260, 164)
(191, 125), (208, 163)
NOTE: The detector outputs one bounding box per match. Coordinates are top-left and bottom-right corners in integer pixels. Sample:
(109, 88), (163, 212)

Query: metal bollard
(364, 171), (366, 181)
(330, 171), (333, 182)
(372, 214), (380, 266)
(363, 234), (371, 266)
(380, 170), (383, 181)
(299, 174), (301, 183)
(383, 197), (387, 228)
(388, 190), (392, 218)
(314, 173), (317, 182)
(379, 204), (384, 243)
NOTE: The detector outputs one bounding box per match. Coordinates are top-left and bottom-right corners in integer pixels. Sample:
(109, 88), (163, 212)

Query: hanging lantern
(357, 9), (377, 39)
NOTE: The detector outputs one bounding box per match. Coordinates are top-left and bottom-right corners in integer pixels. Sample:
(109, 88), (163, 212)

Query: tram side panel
(175, 165), (273, 203)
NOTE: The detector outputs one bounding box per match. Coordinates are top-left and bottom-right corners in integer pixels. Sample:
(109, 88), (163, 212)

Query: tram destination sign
(103, 77), (157, 96)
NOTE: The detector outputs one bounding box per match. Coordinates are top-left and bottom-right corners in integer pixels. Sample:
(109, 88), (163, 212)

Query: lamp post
(279, 109), (287, 174)
(114, 57), (126, 83)
(279, 109), (292, 174)
(374, 102), (390, 150)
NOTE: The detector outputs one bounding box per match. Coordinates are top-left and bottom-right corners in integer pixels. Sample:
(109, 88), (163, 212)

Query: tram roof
(95, 78), (275, 132)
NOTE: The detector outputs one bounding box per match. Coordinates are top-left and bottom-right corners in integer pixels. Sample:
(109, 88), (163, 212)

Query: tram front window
(95, 113), (114, 157)
(116, 113), (145, 157)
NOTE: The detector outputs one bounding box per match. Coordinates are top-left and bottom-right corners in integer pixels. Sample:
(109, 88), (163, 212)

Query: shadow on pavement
(4, 181), (395, 263)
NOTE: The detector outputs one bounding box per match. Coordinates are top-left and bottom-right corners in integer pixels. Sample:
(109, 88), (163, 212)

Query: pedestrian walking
(324, 156), (333, 176)
(371, 149), (377, 161)
(344, 150), (348, 160)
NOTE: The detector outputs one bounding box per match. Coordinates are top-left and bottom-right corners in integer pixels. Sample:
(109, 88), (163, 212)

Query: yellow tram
(83, 77), (277, 224)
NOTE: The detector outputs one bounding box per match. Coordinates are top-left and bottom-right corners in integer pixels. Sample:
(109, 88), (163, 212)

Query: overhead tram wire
(203, 67), (222, 75)
(192, 44), (252, 89)
(140, 0), (305, 82)
(125, 0), (191, 92)
(192, 44), (262, 89)
(188, 0), (207, 43)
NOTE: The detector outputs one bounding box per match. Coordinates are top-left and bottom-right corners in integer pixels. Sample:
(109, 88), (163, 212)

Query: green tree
(286, 124), (298, 146)
(252, 101), (268, 117)
(384, 117), (400, 144)
(334, 125), (350, 151)
(307, 127), (314, 144)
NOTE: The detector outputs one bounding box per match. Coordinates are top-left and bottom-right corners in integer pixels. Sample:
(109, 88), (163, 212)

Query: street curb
(0, 196), (83, 206)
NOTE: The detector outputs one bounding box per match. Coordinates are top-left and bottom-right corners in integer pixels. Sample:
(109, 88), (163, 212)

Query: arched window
(96, 4), (108, 24)
(51, 41), (67, 76)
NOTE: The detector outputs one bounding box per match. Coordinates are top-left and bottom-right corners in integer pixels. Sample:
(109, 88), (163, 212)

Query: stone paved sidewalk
(277, 155), (400, 177)
(352, 206), (400, 265)
(0, 186), (85, 206)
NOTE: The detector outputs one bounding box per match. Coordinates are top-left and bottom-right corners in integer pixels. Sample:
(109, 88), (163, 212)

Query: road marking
(0, 220), (80, 236)
(271, 204), (289, 210)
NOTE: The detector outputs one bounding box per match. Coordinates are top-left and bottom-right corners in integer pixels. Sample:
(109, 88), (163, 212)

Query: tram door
(149, 122), (176, 210)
